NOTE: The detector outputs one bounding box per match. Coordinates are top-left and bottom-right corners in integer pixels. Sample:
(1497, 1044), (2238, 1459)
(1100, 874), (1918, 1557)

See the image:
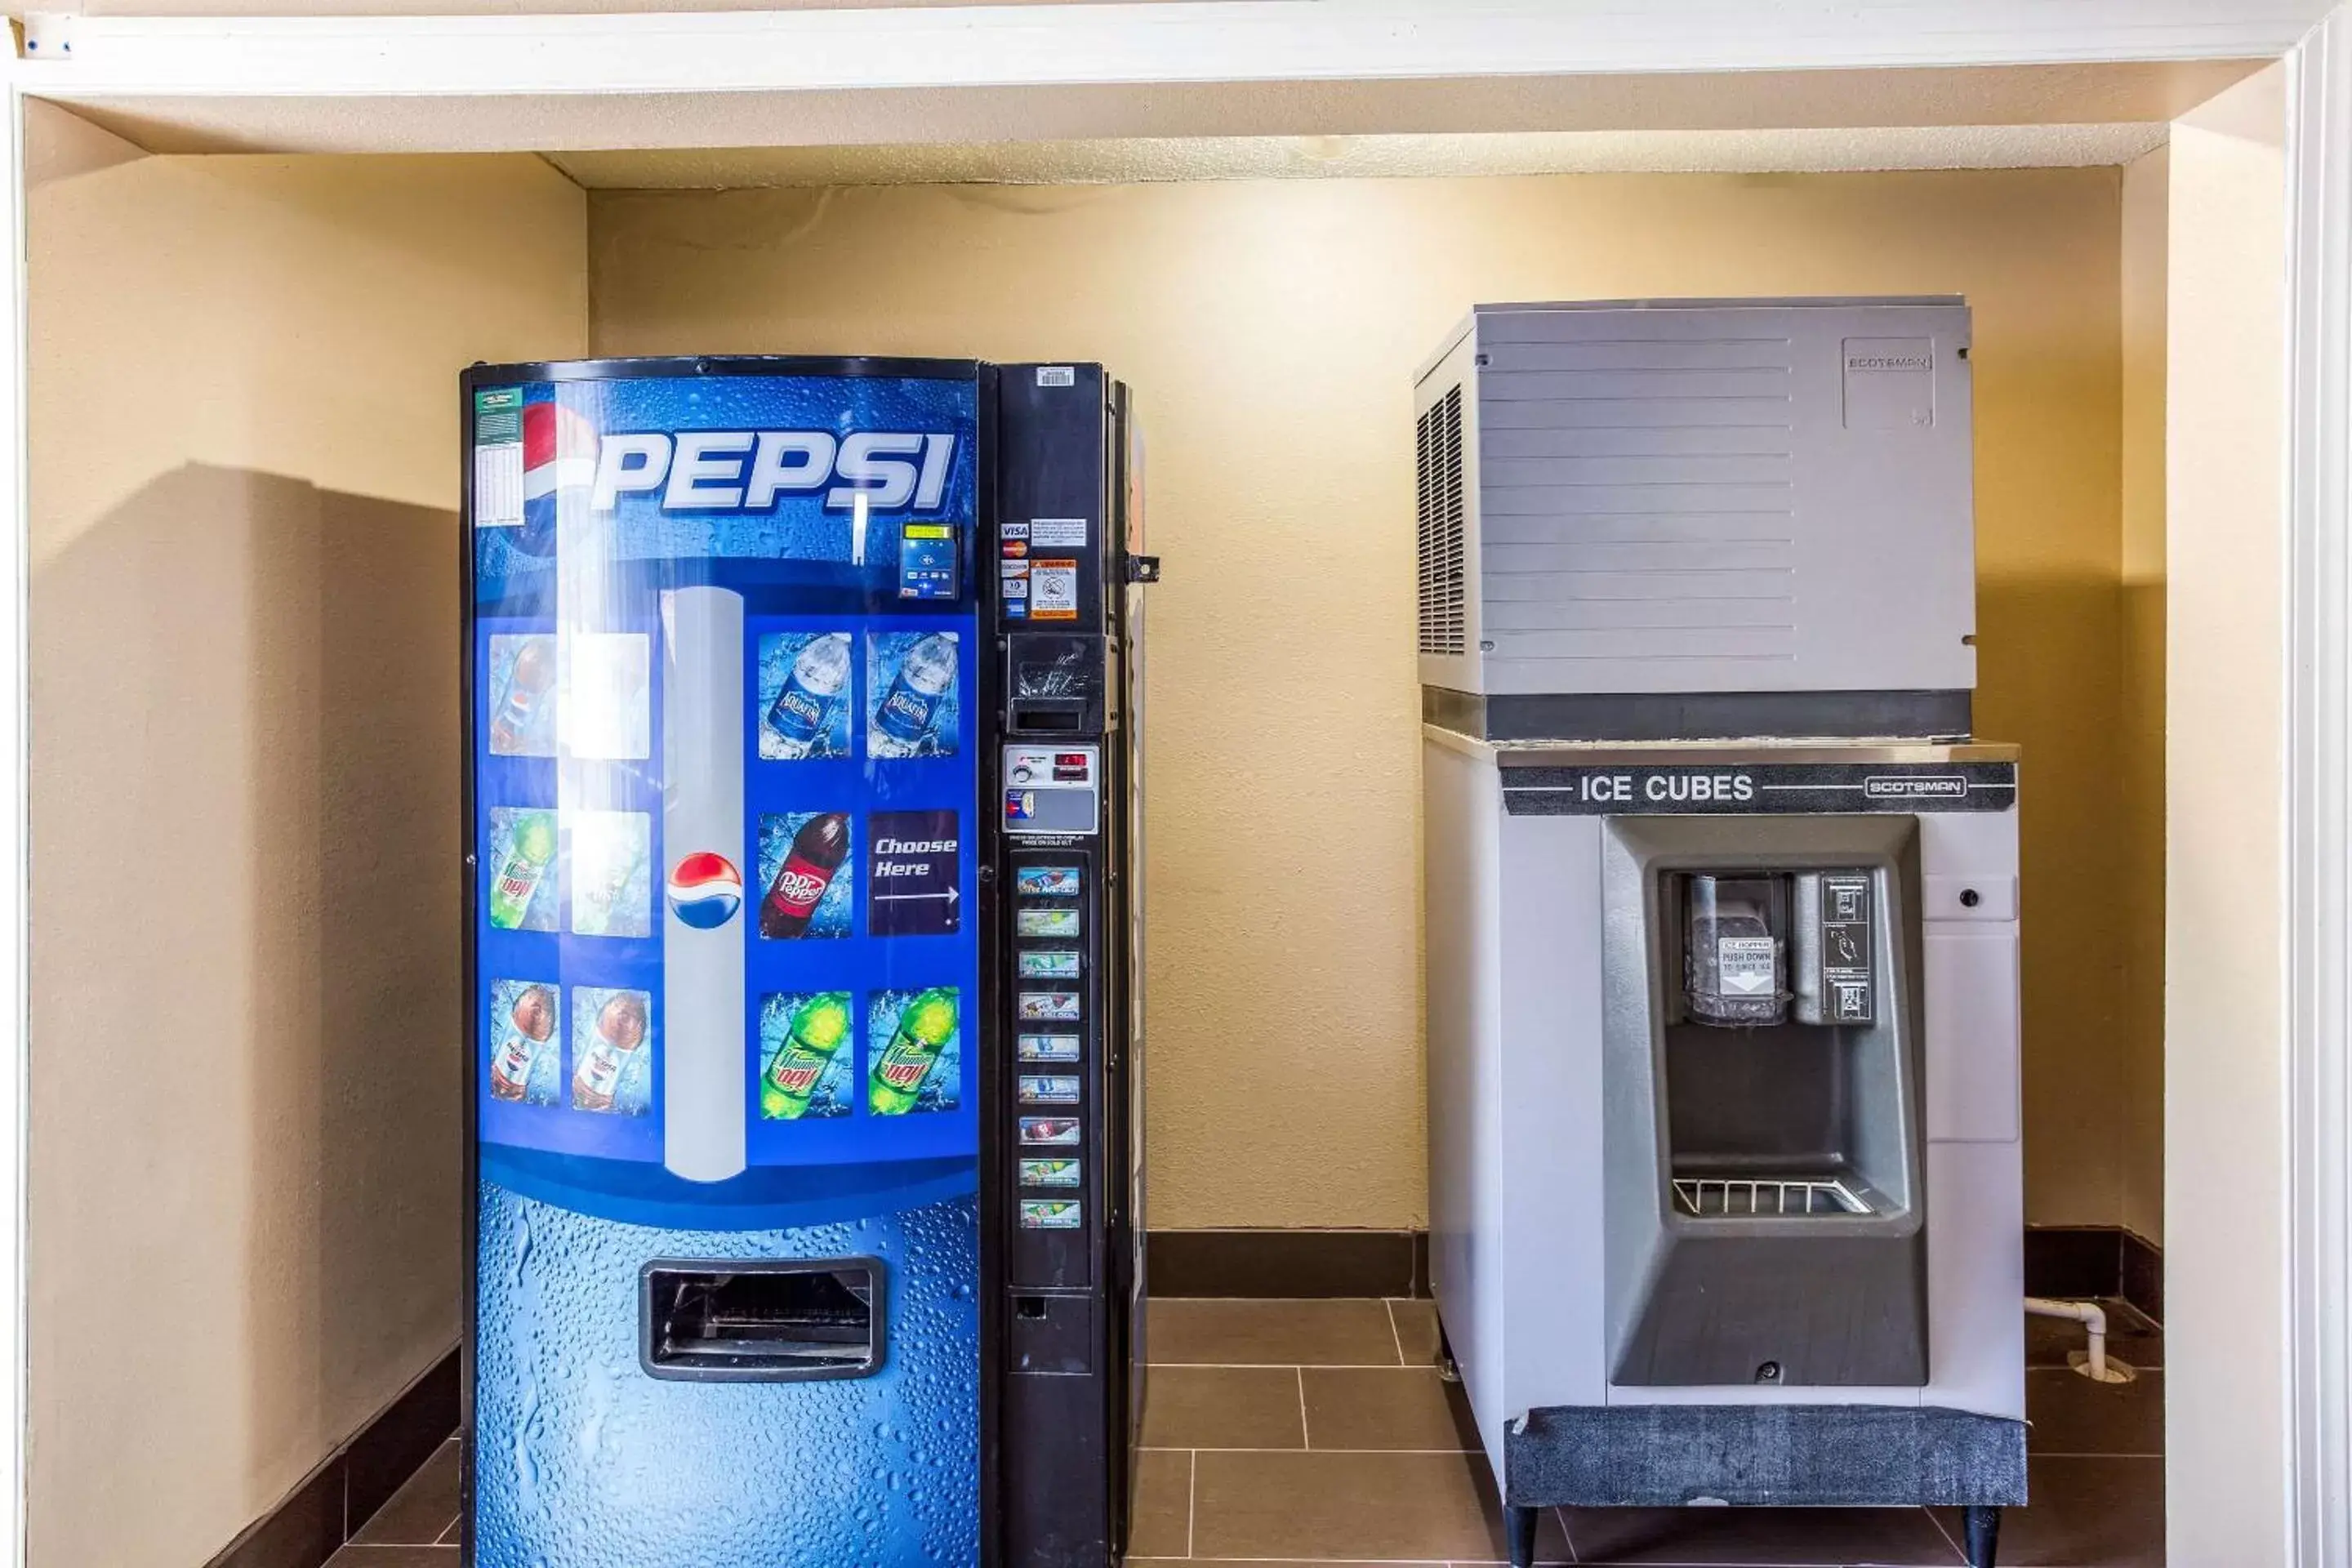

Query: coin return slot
(641, 1259), (883, 1382)
(1010, 699), (1084, 732)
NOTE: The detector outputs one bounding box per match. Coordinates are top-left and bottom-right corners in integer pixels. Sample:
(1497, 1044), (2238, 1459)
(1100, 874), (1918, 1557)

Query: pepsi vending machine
(462, 357), (1151, 1566)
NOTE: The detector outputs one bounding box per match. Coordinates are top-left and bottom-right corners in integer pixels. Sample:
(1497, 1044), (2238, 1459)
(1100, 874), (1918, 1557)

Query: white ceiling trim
(549, 122), (2176, 190)
(8, 1), (2327, 104)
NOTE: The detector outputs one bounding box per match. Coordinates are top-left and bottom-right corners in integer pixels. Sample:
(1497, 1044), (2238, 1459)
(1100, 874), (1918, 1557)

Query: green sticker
(474, 386), (523, 445)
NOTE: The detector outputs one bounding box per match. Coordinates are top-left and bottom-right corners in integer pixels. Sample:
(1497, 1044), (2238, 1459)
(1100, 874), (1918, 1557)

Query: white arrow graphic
(873, 886), (960, 905)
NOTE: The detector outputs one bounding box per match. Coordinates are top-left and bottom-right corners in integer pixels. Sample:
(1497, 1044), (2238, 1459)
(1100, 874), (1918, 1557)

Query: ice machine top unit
(461, 356), (1151, 1568)
(1414, 297), (1976, 744)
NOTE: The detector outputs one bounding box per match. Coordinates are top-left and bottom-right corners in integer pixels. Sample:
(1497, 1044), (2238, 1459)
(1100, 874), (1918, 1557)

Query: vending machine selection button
(1018, 1075), (1082, 1104)
(1017, 907), (1081, 938)
(1018, 1033), (1082, 1062)
(1019, 1116), (1083, 1146)
(1017, 991), (1082, 1021)
(1018, 950), (1083, 979)
(1013, 866), (1083, 898)
(1019, 1157), (1083, 1188)
(1019, 1199), (1084, 1229)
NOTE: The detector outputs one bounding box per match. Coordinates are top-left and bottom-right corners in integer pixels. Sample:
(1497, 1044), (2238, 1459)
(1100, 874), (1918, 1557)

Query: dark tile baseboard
(1148, 1228), (1432, 1298)
(2025, 1225), (2164, 1323)
(1156, 1225), (2164, 1319)
(205, 1347), (459, 1568)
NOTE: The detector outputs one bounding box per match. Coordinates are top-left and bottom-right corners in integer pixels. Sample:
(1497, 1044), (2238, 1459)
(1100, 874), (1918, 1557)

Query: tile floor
(1130, 1297), (2164, 1568)
(326, 1296), (2163, 1568)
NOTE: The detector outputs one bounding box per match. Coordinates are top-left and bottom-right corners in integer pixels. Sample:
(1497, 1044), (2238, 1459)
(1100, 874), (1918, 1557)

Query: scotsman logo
(1846, 351), (1933, 373)
(588, 430), (958, 513)
(1864, 775), (1968, 799)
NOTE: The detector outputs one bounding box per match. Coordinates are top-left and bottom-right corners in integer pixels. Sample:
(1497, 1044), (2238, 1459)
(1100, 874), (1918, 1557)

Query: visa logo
(590, 430), (958, 513)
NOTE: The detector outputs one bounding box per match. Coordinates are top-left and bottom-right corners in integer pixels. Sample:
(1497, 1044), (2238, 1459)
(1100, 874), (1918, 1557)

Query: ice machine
(1418, 301), (2025, 1568)
(461, 356), (1154, 1567)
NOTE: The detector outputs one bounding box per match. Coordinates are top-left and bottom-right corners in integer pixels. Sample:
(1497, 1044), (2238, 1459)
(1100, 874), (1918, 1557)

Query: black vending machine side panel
(991, 363), (1142, 1568)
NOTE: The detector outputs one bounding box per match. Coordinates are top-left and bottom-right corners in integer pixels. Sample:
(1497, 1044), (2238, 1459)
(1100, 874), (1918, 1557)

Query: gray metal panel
(1421, 735), (1508, 1465)
(1496, 808), (1610, 1416)
(1455, 299), (1976, 701)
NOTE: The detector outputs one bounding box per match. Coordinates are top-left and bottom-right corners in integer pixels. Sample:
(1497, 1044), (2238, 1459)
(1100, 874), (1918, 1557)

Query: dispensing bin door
(465, 362), (987, 1567)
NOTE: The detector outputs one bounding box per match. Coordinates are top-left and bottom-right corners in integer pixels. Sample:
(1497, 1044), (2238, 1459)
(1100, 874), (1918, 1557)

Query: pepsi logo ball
(667, 852), (743, 929)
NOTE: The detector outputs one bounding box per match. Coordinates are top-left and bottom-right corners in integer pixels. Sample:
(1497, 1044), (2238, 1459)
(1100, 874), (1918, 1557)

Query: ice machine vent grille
(1417, 383), (1467, 657)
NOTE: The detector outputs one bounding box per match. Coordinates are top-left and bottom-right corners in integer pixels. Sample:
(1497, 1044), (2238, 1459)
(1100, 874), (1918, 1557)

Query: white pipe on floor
(2024, 1294), (2110, 1379)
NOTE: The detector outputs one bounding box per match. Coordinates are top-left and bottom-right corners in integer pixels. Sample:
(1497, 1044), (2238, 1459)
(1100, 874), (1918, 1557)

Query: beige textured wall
(590, 167), (2134, 1231)
(26, 122), (587, 1566)
(2118, 145), (2168, 1247)
(2163, 65), (2287, 1568)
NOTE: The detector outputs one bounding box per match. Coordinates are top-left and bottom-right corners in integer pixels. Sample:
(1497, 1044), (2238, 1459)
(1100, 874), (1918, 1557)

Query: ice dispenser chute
(1677, 874), (1789, 1027)
(1607, 818), (1927, 1388)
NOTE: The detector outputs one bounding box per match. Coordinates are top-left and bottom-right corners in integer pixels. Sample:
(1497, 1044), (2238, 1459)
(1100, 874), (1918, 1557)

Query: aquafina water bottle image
(760, 630), (852, 760)
(868, 631), (959, 759)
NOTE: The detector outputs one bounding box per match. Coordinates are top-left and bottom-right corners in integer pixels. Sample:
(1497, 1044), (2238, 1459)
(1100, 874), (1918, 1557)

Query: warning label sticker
(1031, 559), (1079, 620)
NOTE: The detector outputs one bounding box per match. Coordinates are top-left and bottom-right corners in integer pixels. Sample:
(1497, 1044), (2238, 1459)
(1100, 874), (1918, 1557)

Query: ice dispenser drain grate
(640, 1258), (884, 1382)
(1673, 1176), (1872, 1218)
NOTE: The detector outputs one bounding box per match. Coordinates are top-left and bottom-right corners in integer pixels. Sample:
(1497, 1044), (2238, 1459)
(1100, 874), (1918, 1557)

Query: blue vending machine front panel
(467, 364), (983, 1566)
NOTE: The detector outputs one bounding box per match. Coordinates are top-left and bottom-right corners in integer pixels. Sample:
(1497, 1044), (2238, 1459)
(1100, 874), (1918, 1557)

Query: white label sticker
(1031, 517), (1087, 548)
(475, 443), (523, 528)
(1717, 936), (1776, 996)
(1036, 366), (1076, 387)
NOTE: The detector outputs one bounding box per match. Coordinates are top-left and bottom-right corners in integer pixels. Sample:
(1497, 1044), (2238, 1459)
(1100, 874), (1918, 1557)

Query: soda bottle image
(488, 810), (557, 929)
(874, 633), (957, 755)
(760, 813), (850, 939)
(868, 987), (959, 1116)
(573, 991), (649, 1113)
(765, 634), (850, 760)
(762, 991), (853, 1120)
(488, 636), (555, 755)
(490, 983), (557, 1102)
(572, 813), (649, 938)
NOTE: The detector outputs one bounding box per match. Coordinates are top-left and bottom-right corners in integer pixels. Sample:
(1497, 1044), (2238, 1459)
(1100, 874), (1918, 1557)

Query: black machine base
(1964, 1504), (2002, 1567)
(1506, 1503), (1538, 1568)
(1502, 1402), (2025, 1563)
(1423, 684), (1976, 744)
(1508, 1503), (2002, 1568)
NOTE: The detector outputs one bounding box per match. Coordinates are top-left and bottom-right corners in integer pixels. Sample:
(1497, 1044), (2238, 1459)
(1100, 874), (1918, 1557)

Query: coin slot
(640, 1258), (883, 1383)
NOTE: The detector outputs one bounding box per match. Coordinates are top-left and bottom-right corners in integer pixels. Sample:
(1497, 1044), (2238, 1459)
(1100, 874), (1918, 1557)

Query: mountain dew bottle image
(762, 991), (853, 1120)
(868, 987), (959, 1115)
(488, 810), (556, 929)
